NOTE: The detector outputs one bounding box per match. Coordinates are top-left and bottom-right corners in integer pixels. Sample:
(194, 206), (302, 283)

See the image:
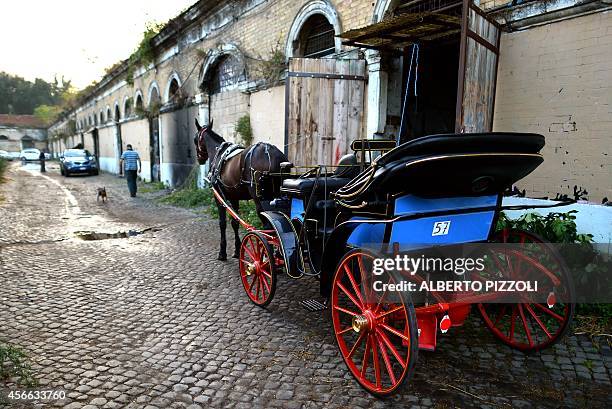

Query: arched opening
(114, 105), (121, 122)
(21, 135), (34, 149)
(124, 98), (132, 117)
(168, 78), (180, 101)
(207, 54), (246, 94)
(135, 95), (144, 112)
(296, 14), (336, 58)
(149, 86), (161, 108)
(106, 108), (111, 123)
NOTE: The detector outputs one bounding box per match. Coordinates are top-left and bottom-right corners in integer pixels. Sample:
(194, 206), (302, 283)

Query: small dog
(96, 187), (107, 203)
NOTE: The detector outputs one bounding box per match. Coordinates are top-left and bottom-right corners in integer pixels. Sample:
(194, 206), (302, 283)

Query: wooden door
(285, 58), (366, 167)
(456, 0), (501, 133)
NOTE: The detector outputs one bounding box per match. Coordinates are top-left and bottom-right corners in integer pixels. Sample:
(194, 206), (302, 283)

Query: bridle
(195, 126), (208, 162)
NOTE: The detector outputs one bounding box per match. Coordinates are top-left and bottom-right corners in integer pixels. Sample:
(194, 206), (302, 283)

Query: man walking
(119, 144), (141, 197)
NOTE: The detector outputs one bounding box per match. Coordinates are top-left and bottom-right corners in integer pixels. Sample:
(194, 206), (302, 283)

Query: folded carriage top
(335, 132), (545, 201)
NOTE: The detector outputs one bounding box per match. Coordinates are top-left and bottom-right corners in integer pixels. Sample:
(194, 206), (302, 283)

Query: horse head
(194, 118), (220, 165)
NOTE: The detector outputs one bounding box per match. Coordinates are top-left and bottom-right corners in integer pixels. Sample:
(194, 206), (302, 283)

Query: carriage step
(301, 299), (327, 312)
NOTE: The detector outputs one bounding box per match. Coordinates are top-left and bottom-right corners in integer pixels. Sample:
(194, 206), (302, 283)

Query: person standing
(38, 151), (46, 173)
(119, 144), (141, 197)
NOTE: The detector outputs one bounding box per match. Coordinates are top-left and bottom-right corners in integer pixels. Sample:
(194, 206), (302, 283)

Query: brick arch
(147, 81), (161, 107)
(285, 0), (342, 59)
(197, 44), (247, 92)
(164, 72), (182, 103)
(372, 0), (402, 23)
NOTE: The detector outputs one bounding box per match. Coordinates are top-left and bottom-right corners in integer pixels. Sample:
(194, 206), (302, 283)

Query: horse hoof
(218, 254), (227, 261)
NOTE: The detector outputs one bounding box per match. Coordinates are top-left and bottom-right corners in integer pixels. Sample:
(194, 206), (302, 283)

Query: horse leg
(230, 200), (241, 258)
(217, 201), (228, 261)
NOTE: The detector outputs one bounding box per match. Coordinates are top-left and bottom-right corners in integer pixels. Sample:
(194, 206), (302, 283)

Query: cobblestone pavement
(1, 163), (610, 409)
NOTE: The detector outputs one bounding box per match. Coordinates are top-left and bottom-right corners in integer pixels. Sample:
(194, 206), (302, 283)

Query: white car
(0, 150), (14, 160)
(20, 148), (41, 162)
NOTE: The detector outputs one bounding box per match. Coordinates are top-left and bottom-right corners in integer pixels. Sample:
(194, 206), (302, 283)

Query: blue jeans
(126, 170), (138, 197)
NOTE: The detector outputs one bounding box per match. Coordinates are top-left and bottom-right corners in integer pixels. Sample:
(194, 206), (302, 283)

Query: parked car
(59, 149), (99, 176)
(20, 148), (41, 162)
(0, 150), (14, 160)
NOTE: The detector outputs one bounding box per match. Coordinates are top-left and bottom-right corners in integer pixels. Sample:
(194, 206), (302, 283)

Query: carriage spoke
(348, 331), (366, 359)
(525, 303), (552, 339)
(344, 265), (364, 306)
(533, 302), (565, 322)
(361, 335), (371, 378)
(334, 305), (360, 317)
(376, 328), (406, 367)
(338, 282), (363, 311)
(518, 305), (534, 347)
(261, 274), (271, 294)
(377, 335), (397, 386)
(357, 255), (370, 302)
(374, 289), (388, 314)
(380, 323), (411, 343)
(336, 326), (353, 336)
(260, 268), (273, 279)
(243, 246), (256, 262)
(255, 276), (262, 300)
(248, 273), (258, 293)
(372, 335), (381, 388)
(375, 305), (404, 320)
(509, 306), (517, 340)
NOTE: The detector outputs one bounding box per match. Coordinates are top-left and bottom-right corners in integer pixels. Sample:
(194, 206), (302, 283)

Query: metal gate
(285, 58), (366, 167)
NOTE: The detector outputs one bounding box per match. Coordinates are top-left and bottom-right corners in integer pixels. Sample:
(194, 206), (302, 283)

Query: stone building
(48, 0), (611, 202)
(0, 115), (47, 152)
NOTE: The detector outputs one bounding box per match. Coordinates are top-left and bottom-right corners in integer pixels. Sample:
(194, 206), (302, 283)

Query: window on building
(169, 78), (180, 101)
(135, 95), (143, 111)
(149, 87), (160, 107)
(106, 108), (111, 122)
(124, 99), (132, 117)
(209, 55), (246, 94)
(0, 135), (9, 140)
(114, 105), (120, 122)
(298, 14), (336, 58)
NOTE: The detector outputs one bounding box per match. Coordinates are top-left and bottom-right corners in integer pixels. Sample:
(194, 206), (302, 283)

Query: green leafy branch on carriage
(497, 211), (612, 325)
(0, 342), (37, 389)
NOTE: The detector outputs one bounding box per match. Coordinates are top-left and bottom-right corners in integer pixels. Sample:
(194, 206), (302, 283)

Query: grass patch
(0, 342), (37, 387)
(139, 180), (166, 194)
(157, 167), (263, 229)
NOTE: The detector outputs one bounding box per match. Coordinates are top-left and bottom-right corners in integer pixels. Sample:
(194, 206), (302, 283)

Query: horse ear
(195, 118), (202, 132)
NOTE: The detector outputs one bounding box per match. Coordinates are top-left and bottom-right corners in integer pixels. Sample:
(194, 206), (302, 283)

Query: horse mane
(205, 127), (226, 145)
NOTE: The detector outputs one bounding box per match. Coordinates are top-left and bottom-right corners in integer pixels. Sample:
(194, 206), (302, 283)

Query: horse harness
(208, 141), (244, 189)
(209, 141), (275, 196)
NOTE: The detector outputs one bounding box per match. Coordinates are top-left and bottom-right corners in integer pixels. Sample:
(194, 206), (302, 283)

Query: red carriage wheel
(478, 229), (574, 352)
(239, 232), (277, 307)
(331, 250), (419, 396)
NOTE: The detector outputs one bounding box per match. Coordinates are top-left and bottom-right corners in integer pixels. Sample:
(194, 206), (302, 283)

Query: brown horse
(194, 118), (288, 260)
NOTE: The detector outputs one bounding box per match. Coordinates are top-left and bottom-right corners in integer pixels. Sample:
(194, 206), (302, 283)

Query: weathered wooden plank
(332, 59), (350, 165)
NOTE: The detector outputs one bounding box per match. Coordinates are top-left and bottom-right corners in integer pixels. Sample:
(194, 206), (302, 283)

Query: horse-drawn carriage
(195, 124), (574, 396)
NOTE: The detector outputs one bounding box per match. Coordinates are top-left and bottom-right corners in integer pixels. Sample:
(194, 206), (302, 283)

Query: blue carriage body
(345, 194), (499, 249)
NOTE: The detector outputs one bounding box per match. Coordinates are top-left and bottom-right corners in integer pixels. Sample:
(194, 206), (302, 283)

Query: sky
(0, 0), (196, 89)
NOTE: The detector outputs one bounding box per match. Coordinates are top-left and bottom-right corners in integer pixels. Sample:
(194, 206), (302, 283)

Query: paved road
(1, 163), (610, 408)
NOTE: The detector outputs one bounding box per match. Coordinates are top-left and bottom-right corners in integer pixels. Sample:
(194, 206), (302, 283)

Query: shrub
(498, 211), (611, 320)
(0, 342), (37, 387)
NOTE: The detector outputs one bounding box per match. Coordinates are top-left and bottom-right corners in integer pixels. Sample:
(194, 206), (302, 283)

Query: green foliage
(252, 39), (287, 86)
(236, 115), (253, 146)
(0, 72), (73, 116)
(126, 22), (165, 86)
(33, 105), (62, 124)
(139, 181), (166, 193)
(496, 211), (593, 244)
(498, 211), (611, 318)
(0, 342), (37, 387)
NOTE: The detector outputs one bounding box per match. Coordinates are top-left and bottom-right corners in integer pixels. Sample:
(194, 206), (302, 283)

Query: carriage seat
(281, 154), (359, 198)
